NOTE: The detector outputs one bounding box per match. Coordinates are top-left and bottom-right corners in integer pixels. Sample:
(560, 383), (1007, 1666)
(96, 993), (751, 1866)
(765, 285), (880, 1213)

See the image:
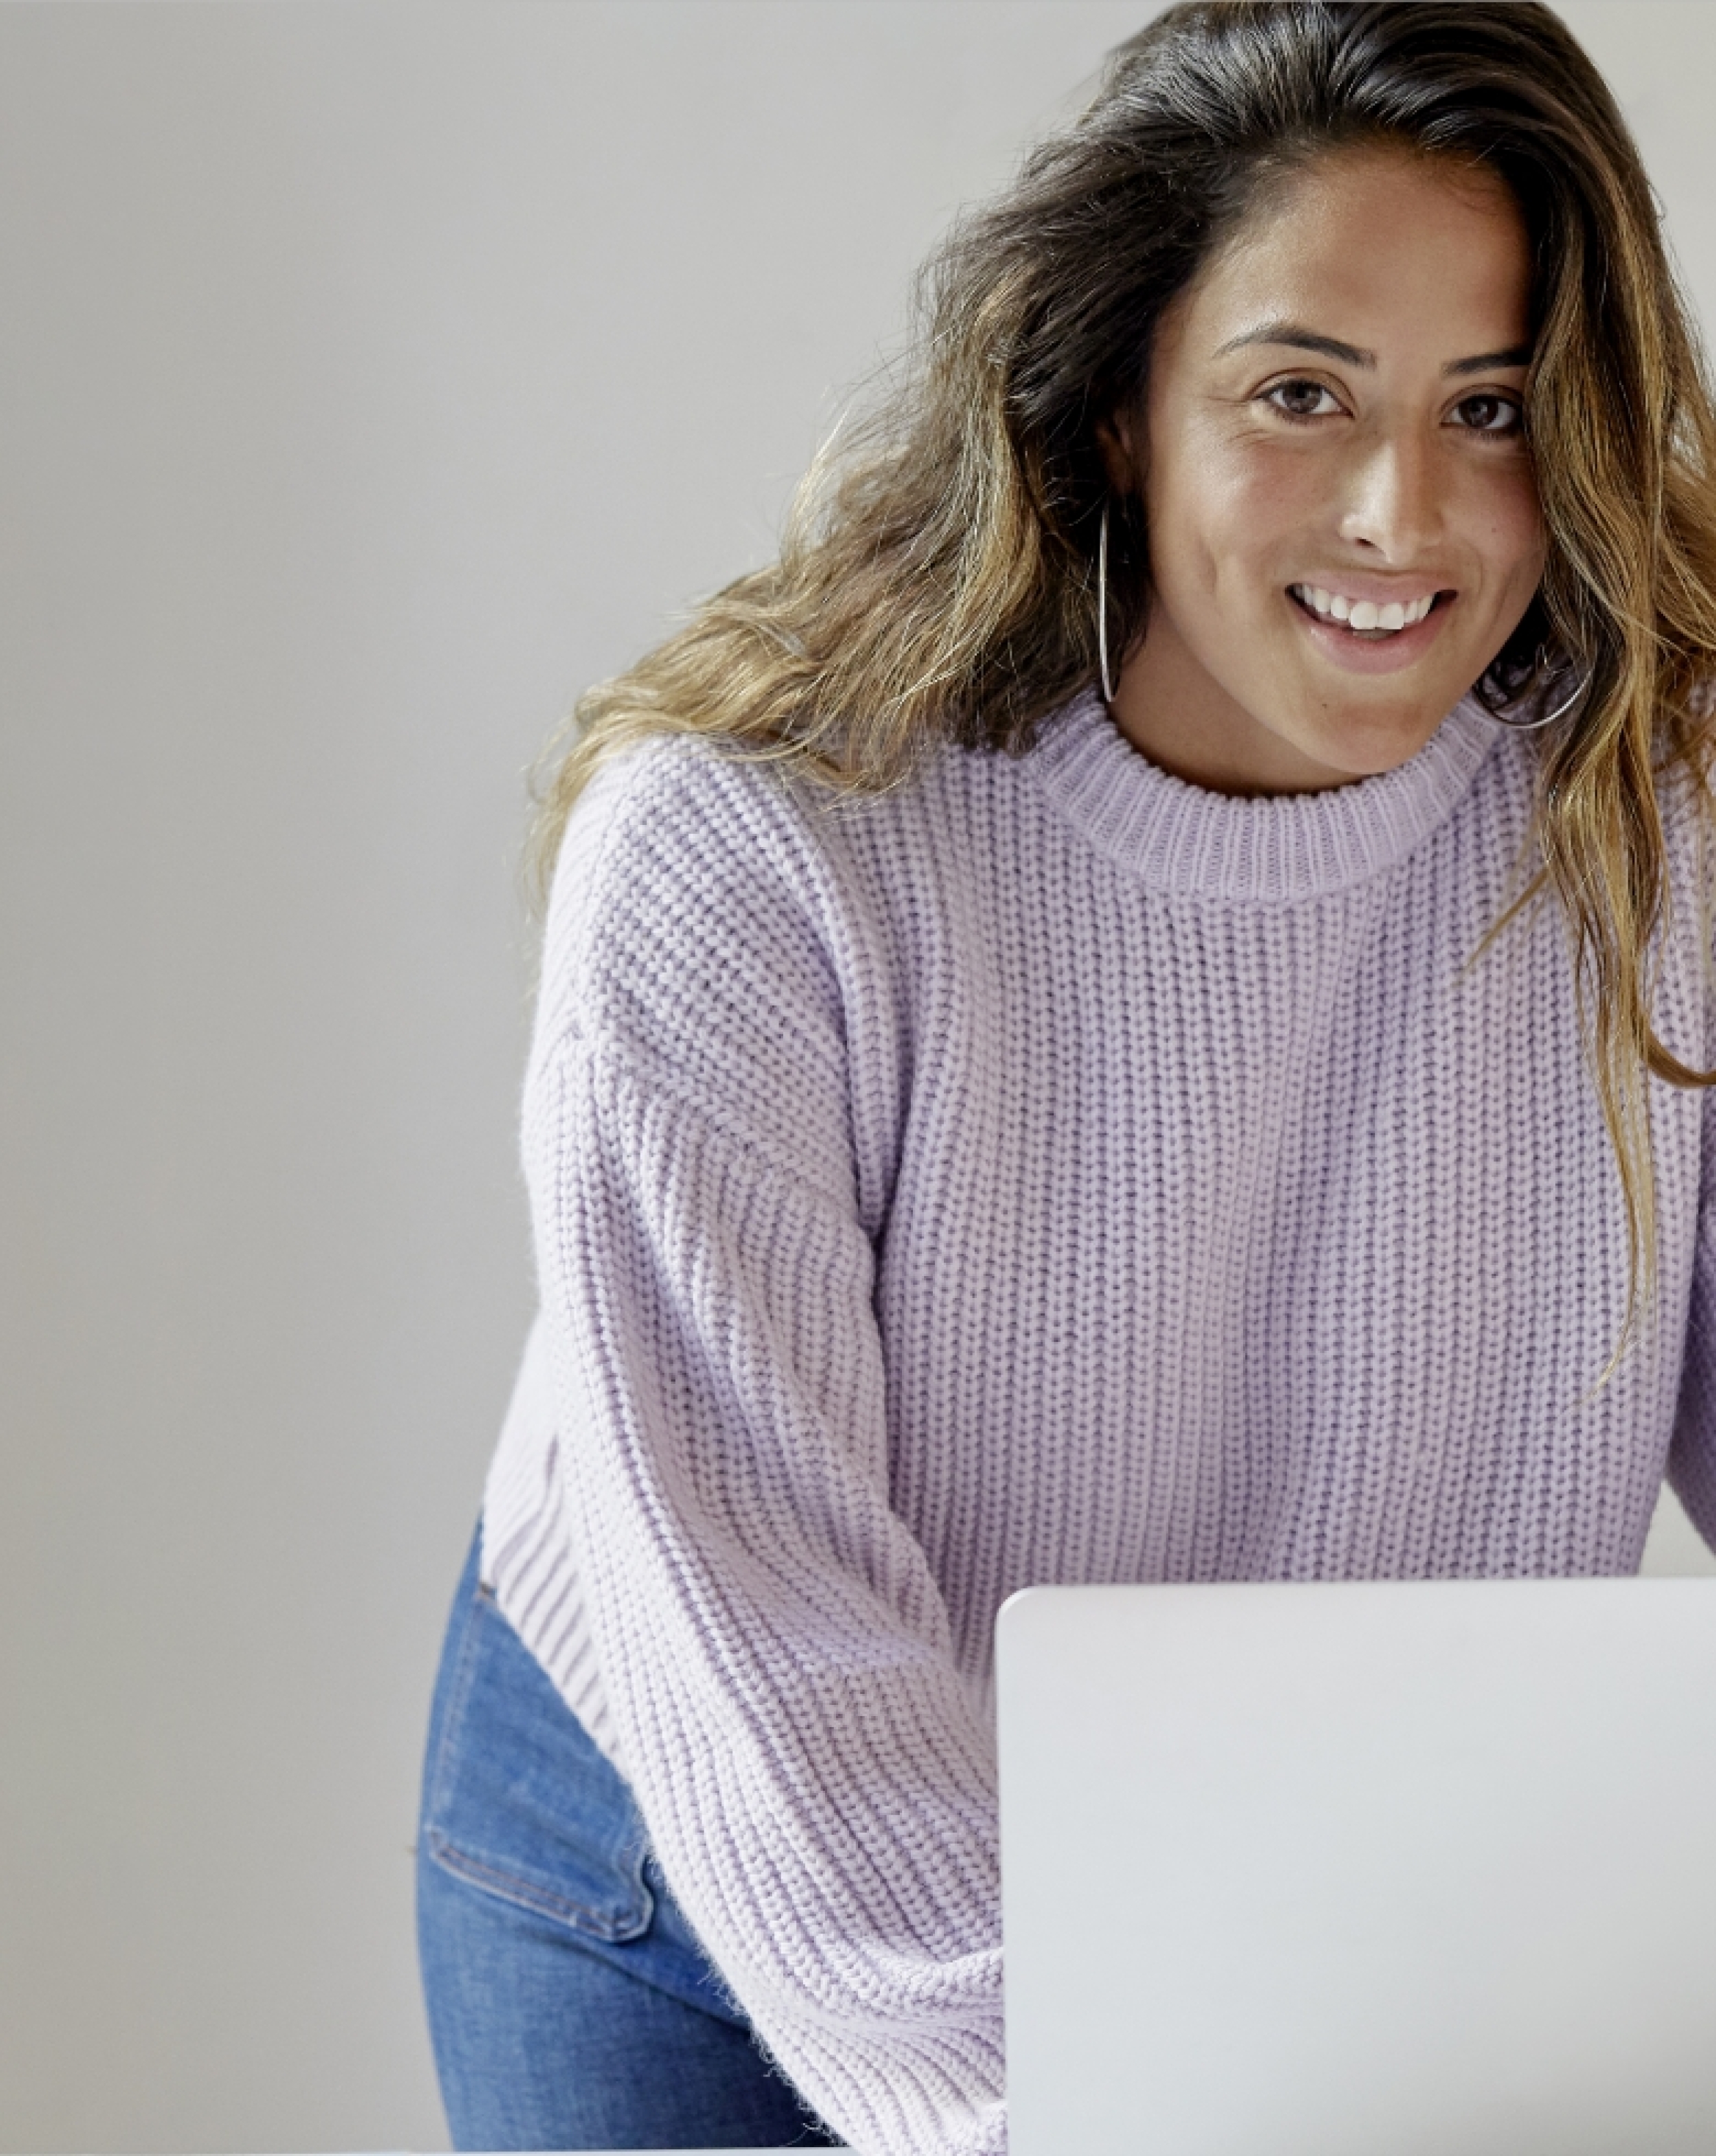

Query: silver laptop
(997, 1579), (1716, 2156)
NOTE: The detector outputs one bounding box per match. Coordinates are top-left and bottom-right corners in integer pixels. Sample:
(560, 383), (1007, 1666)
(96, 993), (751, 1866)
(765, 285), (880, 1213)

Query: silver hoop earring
(1098, 502), (1116, 704)
(1487, 653), (1591, 730)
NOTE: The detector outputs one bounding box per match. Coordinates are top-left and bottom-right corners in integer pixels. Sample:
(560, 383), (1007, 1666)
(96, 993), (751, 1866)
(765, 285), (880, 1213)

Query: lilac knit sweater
(483, 688), (1716, 2156)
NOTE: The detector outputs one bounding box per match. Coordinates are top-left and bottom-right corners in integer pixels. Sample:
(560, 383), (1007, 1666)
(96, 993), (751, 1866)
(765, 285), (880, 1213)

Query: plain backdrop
(3, 5), (1716, 2151)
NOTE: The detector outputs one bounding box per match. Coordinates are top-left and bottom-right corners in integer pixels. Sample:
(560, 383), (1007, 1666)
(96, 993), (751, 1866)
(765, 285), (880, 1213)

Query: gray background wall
(3, 5), (1714, 2151)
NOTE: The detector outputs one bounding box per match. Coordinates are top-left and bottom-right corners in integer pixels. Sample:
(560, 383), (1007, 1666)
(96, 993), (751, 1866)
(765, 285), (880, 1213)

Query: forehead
(1177, 146), (1532, 359)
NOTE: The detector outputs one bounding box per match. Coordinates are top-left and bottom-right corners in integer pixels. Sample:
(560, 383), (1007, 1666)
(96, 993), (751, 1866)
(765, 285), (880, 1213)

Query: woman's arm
(526, 747), (1005, 2156)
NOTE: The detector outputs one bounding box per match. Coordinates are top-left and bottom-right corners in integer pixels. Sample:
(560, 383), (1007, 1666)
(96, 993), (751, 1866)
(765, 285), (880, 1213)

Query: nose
(1336, 426), (1443, 560)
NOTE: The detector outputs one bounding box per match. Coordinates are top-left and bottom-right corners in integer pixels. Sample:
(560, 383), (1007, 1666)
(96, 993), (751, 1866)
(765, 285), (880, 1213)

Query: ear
(1096, 405), (1143, 494)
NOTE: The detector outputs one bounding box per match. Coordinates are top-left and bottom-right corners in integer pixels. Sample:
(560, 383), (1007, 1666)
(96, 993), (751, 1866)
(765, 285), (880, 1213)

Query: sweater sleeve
(523, 750), (1006, 2156)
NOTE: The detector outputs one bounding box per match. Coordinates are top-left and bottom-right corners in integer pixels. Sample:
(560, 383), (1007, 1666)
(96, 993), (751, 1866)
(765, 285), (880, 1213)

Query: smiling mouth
(1289, 584), (1450, 638)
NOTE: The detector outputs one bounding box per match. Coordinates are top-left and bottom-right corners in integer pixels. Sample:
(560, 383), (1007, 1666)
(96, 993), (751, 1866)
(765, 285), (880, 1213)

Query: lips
(1289, 583), (1446, 636)
(1285, 579), (1456, 677)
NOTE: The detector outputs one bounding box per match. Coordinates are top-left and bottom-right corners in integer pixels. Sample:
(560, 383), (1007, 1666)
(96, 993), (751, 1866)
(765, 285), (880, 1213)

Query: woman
(417, 5), (1716, 2152)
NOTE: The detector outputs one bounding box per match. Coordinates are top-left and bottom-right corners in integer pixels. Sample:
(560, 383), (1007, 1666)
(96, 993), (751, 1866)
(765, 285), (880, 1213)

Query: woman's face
(1105, 145), (1544, 794)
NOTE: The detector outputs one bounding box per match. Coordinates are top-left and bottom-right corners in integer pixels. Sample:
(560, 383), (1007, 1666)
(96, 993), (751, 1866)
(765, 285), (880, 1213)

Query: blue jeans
(416, 1529), (839, 2150)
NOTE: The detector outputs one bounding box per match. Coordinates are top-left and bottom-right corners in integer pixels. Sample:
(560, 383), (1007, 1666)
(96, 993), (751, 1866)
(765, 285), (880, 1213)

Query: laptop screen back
(997, 1579), (1716, 2156)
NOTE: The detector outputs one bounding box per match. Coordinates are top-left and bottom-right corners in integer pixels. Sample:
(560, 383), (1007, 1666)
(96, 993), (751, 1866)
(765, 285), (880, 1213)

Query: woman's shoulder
(546, 734), (874, 966)
(532, 735), (907, 1133)
(529, 710), (1102, 1078)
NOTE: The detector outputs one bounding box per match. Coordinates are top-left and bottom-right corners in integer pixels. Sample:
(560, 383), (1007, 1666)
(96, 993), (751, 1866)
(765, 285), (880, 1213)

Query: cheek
(1469, 460), (1544, 596)
(1147, 424), (1312, 612)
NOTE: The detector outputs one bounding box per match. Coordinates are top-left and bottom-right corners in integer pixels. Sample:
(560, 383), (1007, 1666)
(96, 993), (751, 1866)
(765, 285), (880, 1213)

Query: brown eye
(1451, 393), (1522, 435)
(1264, 378), (1341, 419)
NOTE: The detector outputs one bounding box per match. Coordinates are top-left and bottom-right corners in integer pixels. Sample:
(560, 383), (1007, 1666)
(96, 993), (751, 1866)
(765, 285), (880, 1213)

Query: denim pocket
(421, 1572), (653, 1943)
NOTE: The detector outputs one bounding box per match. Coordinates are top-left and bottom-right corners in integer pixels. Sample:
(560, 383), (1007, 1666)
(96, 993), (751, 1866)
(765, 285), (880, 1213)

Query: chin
(1293, 724), (1439, 785)
(1297, 702), (1448, 780)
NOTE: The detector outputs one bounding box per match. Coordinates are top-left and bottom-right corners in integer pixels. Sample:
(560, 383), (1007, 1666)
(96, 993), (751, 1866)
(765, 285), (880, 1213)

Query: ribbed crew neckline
(1028, 687), (1500, 901)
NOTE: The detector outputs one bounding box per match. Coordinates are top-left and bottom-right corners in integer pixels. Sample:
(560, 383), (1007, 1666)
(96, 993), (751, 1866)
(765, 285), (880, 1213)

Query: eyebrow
(1214, 321), (1532, 377)
(1443, 344), (1533, 378)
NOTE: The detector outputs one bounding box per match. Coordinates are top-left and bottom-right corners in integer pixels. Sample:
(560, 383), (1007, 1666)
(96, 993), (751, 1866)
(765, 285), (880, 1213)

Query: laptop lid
(997, 1579), (1716, 2156)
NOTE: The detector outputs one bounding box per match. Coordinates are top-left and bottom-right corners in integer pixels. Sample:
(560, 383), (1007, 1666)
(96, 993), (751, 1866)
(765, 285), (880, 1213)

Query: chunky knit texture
(483, 689), (1716, 2156)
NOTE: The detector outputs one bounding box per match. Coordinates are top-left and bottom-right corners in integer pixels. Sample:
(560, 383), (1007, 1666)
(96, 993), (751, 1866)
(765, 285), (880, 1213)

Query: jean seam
(422, 1567), (490, 1837)
(424, 1824), (653, 1942)
(423, 1573), (653, 1943)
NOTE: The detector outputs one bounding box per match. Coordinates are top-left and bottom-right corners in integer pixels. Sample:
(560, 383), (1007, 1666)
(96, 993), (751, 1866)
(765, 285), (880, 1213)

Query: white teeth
(1291, 586), (1440, 633)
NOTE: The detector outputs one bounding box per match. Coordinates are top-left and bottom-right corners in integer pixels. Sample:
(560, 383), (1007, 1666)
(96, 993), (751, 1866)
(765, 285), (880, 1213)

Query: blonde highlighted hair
(535, 1), (1716, 1350)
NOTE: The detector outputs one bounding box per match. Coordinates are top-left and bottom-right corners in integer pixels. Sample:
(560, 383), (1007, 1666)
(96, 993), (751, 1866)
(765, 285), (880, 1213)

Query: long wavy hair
(535, 1), (1716, 1348)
